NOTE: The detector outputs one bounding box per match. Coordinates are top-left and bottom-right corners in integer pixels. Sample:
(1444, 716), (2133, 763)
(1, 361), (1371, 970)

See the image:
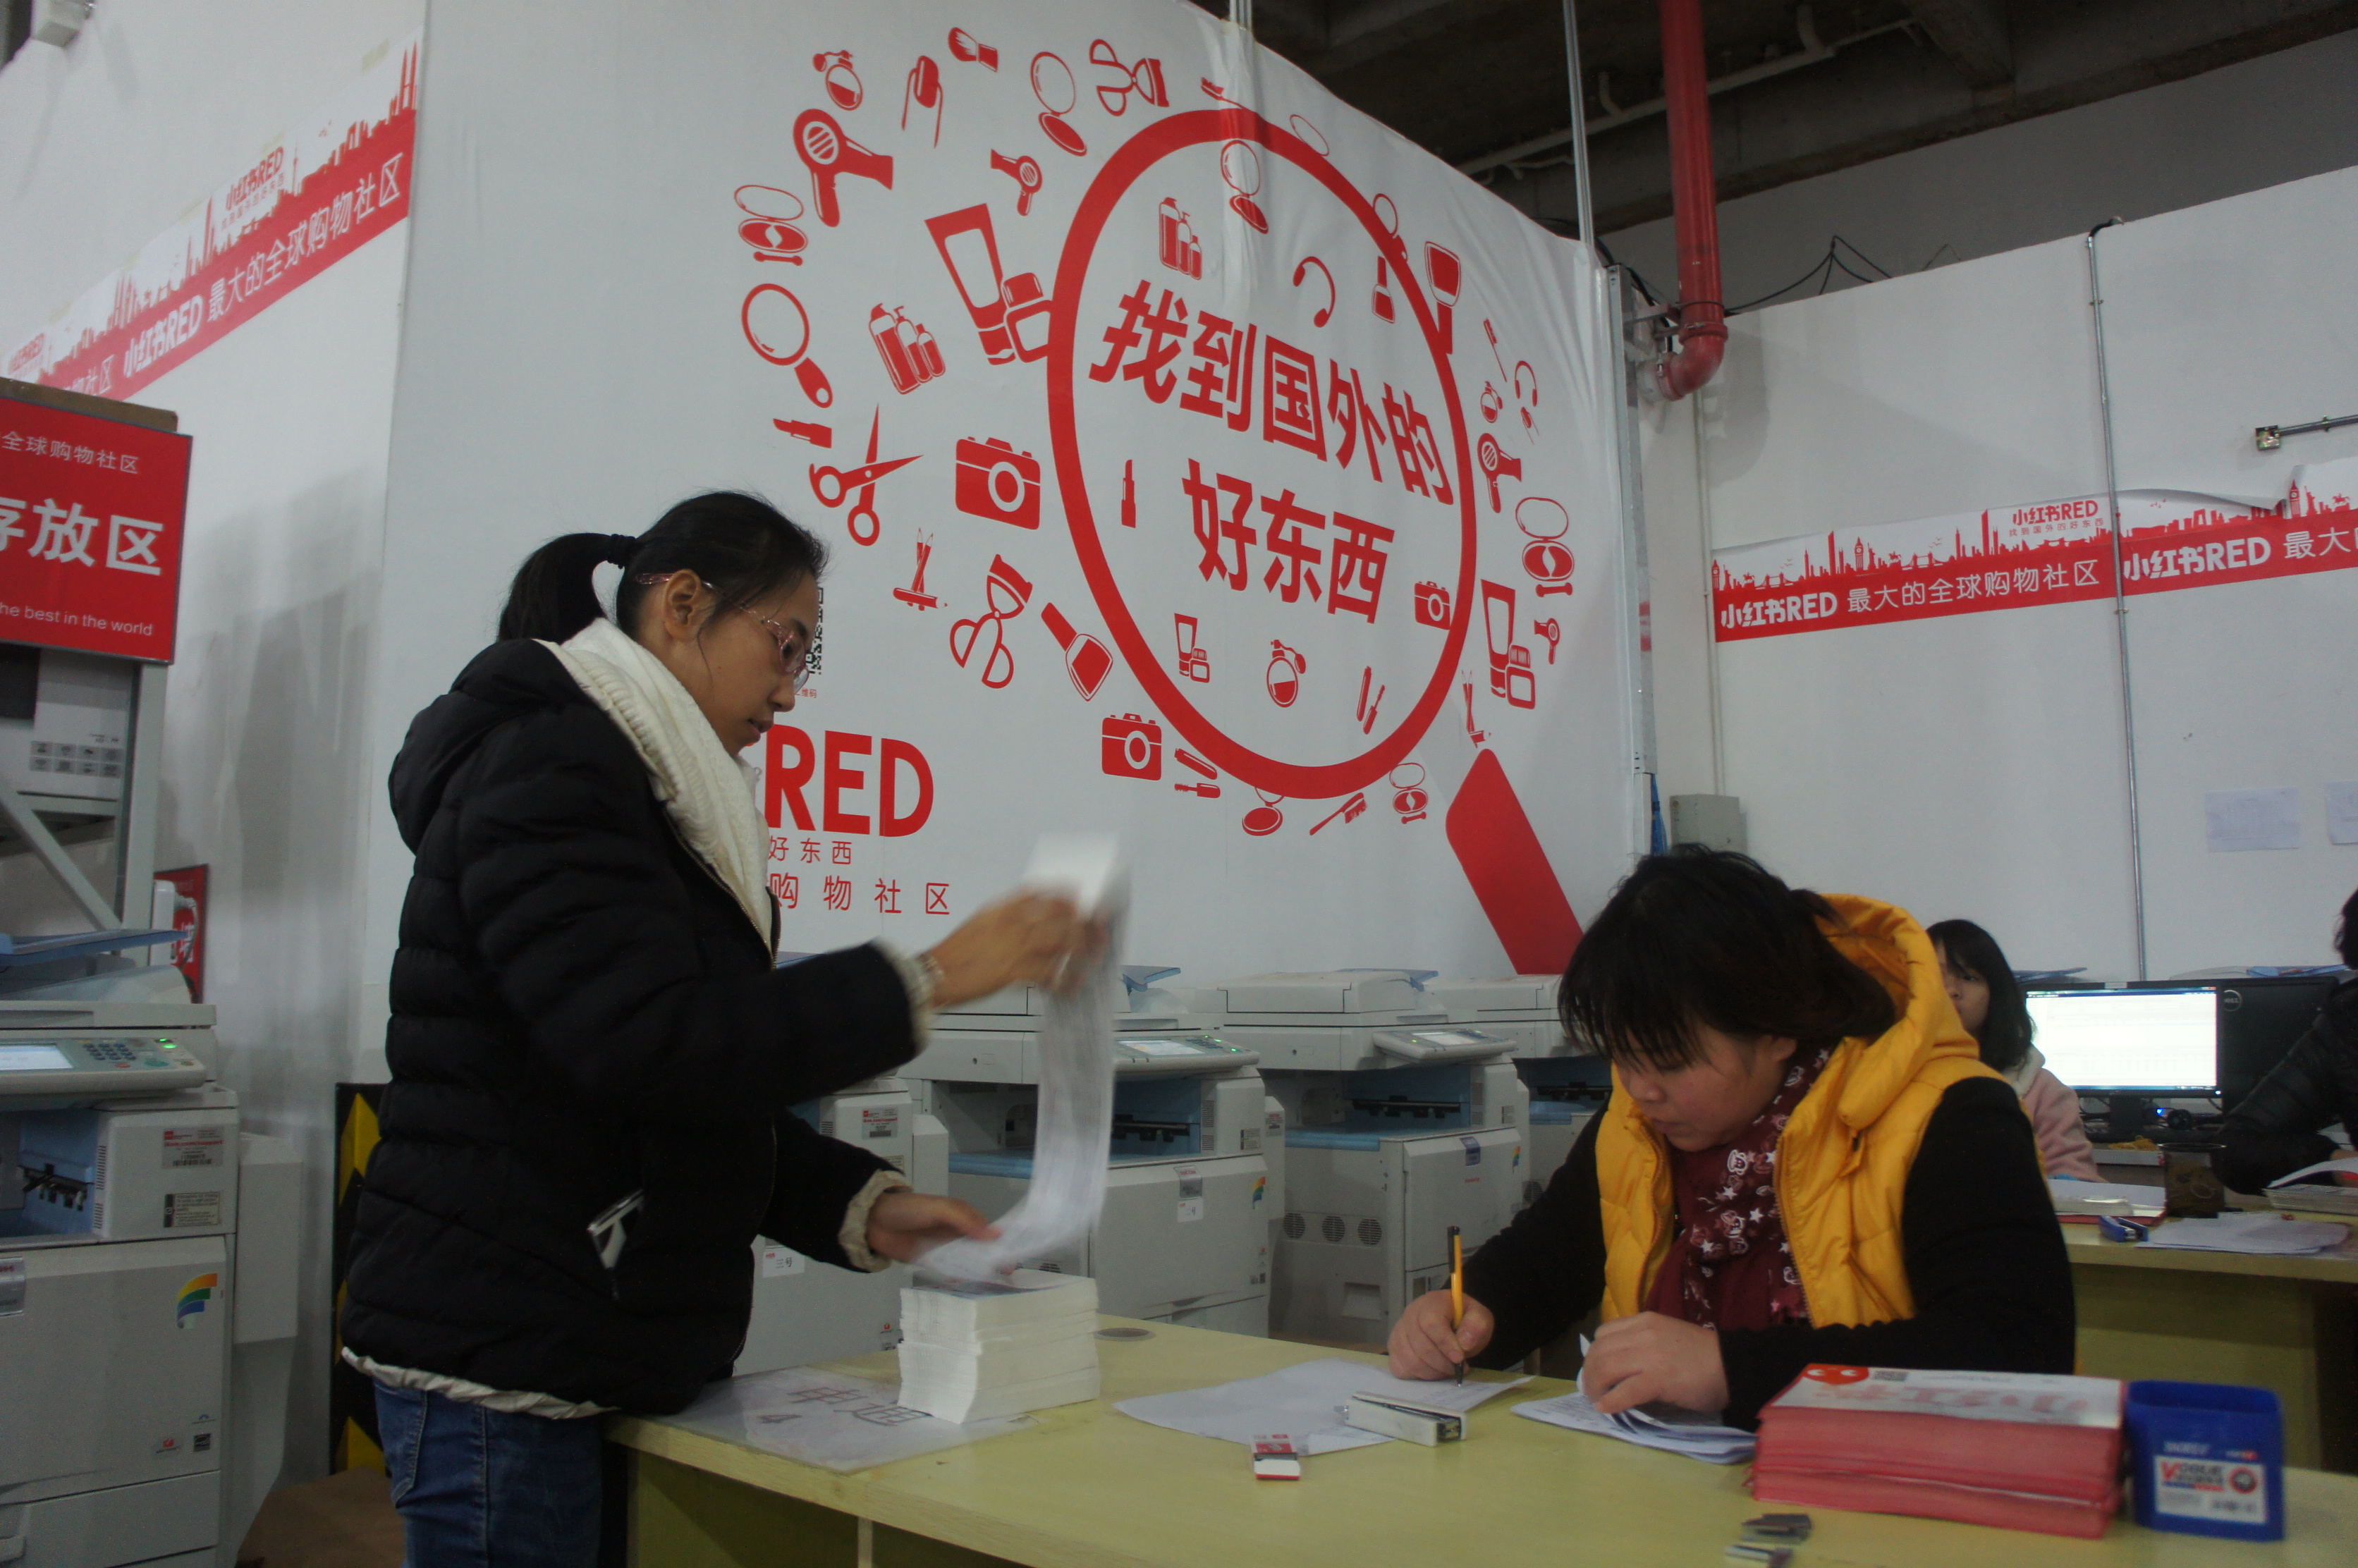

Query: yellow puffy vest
(1596, 895), (2001, 1328)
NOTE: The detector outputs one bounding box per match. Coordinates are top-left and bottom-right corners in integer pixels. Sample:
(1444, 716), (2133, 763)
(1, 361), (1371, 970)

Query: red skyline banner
(4, 36), (419, 402)
(1, 394), (193, 662)
(1711, 456), (2358, 643)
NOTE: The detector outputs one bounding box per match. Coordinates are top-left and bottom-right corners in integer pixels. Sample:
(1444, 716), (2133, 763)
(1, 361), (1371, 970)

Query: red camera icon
(1414, 580), (1452, 628)
(955, 436), (1041, 529)
(1101, 713), (1161, 780)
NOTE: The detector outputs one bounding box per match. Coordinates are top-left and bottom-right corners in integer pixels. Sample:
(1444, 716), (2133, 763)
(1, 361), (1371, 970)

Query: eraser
(1252, 1434), (1302, 1480)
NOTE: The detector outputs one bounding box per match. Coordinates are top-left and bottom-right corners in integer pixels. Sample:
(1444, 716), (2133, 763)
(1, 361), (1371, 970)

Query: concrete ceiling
(1197, 0), (2358, 235)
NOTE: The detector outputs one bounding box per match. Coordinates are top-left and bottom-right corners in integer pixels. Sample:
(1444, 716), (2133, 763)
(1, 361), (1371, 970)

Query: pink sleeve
(2020, 1069), (2101, 1181)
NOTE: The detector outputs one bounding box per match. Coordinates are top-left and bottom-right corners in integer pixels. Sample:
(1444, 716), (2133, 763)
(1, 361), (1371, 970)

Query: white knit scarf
(542, 617), (772, 941)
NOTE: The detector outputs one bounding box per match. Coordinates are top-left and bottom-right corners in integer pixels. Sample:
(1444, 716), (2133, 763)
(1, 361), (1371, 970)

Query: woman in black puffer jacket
(343, 493), (1090, 1568)
(2216, 886), (2358, 1193)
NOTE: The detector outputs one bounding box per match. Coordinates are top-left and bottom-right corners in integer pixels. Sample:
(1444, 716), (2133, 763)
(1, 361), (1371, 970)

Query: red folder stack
(1754, 1366), (2126, 1538)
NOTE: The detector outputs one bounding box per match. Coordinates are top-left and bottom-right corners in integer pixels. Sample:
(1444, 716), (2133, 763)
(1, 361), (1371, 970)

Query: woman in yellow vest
(1389, 849), (2074, 1426)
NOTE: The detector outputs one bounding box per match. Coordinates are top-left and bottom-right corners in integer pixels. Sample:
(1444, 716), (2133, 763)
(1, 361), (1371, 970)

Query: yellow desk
(609, 1320), (2358, 1567)
(2067, 1223), (2358, 1472)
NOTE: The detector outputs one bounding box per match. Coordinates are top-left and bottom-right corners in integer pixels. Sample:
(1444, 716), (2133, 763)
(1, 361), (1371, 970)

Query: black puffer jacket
(2218, 977), (2358, 1193)
(343, 639), (917, 1414)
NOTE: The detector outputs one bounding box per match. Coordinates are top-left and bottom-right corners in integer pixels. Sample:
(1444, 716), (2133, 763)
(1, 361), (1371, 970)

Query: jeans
(374, 1380), (605, 1568)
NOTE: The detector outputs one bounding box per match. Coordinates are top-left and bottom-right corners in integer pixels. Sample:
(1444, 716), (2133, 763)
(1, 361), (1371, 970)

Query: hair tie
(603, 534), (642, 568)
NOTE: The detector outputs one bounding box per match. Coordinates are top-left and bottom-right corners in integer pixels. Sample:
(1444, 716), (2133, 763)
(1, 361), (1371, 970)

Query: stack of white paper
(1513, 1391), (1757, 1464)
(896, 1271), (1101, 1423)
(2138, 1212), (2350, 1255)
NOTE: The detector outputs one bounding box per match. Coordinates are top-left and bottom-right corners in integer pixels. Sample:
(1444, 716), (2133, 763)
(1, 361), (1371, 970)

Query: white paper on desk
(2326, 780), (2358, 847)
(2268, 1156), (2358, 1189)
(1514, 1391), (1755, 1464)
(1114, 1357), (1528, 1455)
(2048, 1177), (2166, 1217)
(2139, 1212), (2350, 1255)
(665, 1367), (1032, 1473)
(2205, 788), (2301, 852)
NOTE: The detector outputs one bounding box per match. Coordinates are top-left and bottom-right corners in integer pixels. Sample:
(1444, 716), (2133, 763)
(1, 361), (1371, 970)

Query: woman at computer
(1386, 850), (2074, 1428)
(2216, 885), (2358, 1192)
(342, 495), (1096, 1568)
(1926, 919), (2099, 1180)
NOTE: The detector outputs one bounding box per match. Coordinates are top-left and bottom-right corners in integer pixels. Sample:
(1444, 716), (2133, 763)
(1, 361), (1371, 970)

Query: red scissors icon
(809, 408), (919, 546)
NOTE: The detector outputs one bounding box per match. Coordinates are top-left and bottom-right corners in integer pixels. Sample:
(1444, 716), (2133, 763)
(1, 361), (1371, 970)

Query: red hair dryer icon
(1477, 434), (1523, 513)
(795, 110), (893, 227)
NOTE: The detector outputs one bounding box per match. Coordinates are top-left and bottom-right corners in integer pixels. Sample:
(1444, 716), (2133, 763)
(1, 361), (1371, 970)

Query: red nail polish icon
(1039, 603), (1111, 699)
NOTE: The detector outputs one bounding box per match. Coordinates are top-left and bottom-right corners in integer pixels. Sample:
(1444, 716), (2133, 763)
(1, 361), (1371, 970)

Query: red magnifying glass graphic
(1032, 52), (1087, 157)
(741, 283), (833, 408)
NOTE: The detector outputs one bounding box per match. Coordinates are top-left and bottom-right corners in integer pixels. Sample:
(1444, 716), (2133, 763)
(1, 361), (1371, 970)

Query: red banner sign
(1711, 459), (2358, 643)
(0, 397), (193, 662)
(4, 39), (417, 402)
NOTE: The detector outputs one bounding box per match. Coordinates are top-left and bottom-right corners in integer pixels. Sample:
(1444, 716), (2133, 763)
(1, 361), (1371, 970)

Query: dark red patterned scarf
(1642, 1043), (1835, 1333)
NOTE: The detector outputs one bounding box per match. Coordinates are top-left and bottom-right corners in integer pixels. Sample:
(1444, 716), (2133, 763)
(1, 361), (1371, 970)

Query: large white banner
(386, 0), (1632, 981)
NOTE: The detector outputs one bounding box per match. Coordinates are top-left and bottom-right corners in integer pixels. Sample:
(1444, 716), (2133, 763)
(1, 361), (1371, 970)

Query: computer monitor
(2024, 986), (2218, 1140)
(2213, 976), (2341, 1112)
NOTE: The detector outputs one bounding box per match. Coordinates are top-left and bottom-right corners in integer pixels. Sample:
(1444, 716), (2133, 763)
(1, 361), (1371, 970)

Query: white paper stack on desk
(898, 1271), (1101, 1423)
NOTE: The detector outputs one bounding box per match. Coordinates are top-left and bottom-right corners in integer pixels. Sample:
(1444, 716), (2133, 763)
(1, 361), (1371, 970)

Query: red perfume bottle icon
(1159, 199), (1204, 278)
(869, 305), (945, 393)
(1265, 640), (1307, 707)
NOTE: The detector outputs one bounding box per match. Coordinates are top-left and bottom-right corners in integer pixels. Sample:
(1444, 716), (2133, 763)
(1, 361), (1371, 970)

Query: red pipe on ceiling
(1655, 0), (1725, 399)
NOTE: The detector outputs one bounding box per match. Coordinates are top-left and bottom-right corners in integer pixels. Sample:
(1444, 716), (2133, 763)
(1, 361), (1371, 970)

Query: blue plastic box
(2126, 1381), (2285, 1542)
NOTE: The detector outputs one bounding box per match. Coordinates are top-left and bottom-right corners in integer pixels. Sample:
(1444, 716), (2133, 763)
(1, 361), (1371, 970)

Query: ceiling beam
(1903, 0), (2014, 89)
(1307, 0), (1532, 78)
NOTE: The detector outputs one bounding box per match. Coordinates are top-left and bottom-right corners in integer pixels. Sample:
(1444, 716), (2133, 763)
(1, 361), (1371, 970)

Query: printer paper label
(162, 1191), (223, 1229)
(0, 1257), (23, 1316)
(163, 1127), (226, 1168)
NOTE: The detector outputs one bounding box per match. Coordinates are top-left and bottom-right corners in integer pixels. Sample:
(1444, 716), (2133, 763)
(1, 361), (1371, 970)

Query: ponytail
(497, 493), (826, 645)
(496, 533), (640, 642)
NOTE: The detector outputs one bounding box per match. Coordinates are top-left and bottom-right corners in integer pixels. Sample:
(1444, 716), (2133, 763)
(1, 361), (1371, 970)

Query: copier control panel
(0, 1034), (209, 1101)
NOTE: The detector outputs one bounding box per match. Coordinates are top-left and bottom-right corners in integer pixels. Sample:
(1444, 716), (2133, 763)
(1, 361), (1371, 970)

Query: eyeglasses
(634, 572), (810, 681)
(747, 609), (812, 681)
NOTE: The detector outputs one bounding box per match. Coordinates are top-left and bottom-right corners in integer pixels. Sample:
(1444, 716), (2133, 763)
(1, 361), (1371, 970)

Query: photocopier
(901, 967), (1281, 1333)
(1195, 971), (1527, 1345)
(0, 994), (299, 1568)
(1433, 975), (1610, 1206)
(734, 1072), (948, 1372)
